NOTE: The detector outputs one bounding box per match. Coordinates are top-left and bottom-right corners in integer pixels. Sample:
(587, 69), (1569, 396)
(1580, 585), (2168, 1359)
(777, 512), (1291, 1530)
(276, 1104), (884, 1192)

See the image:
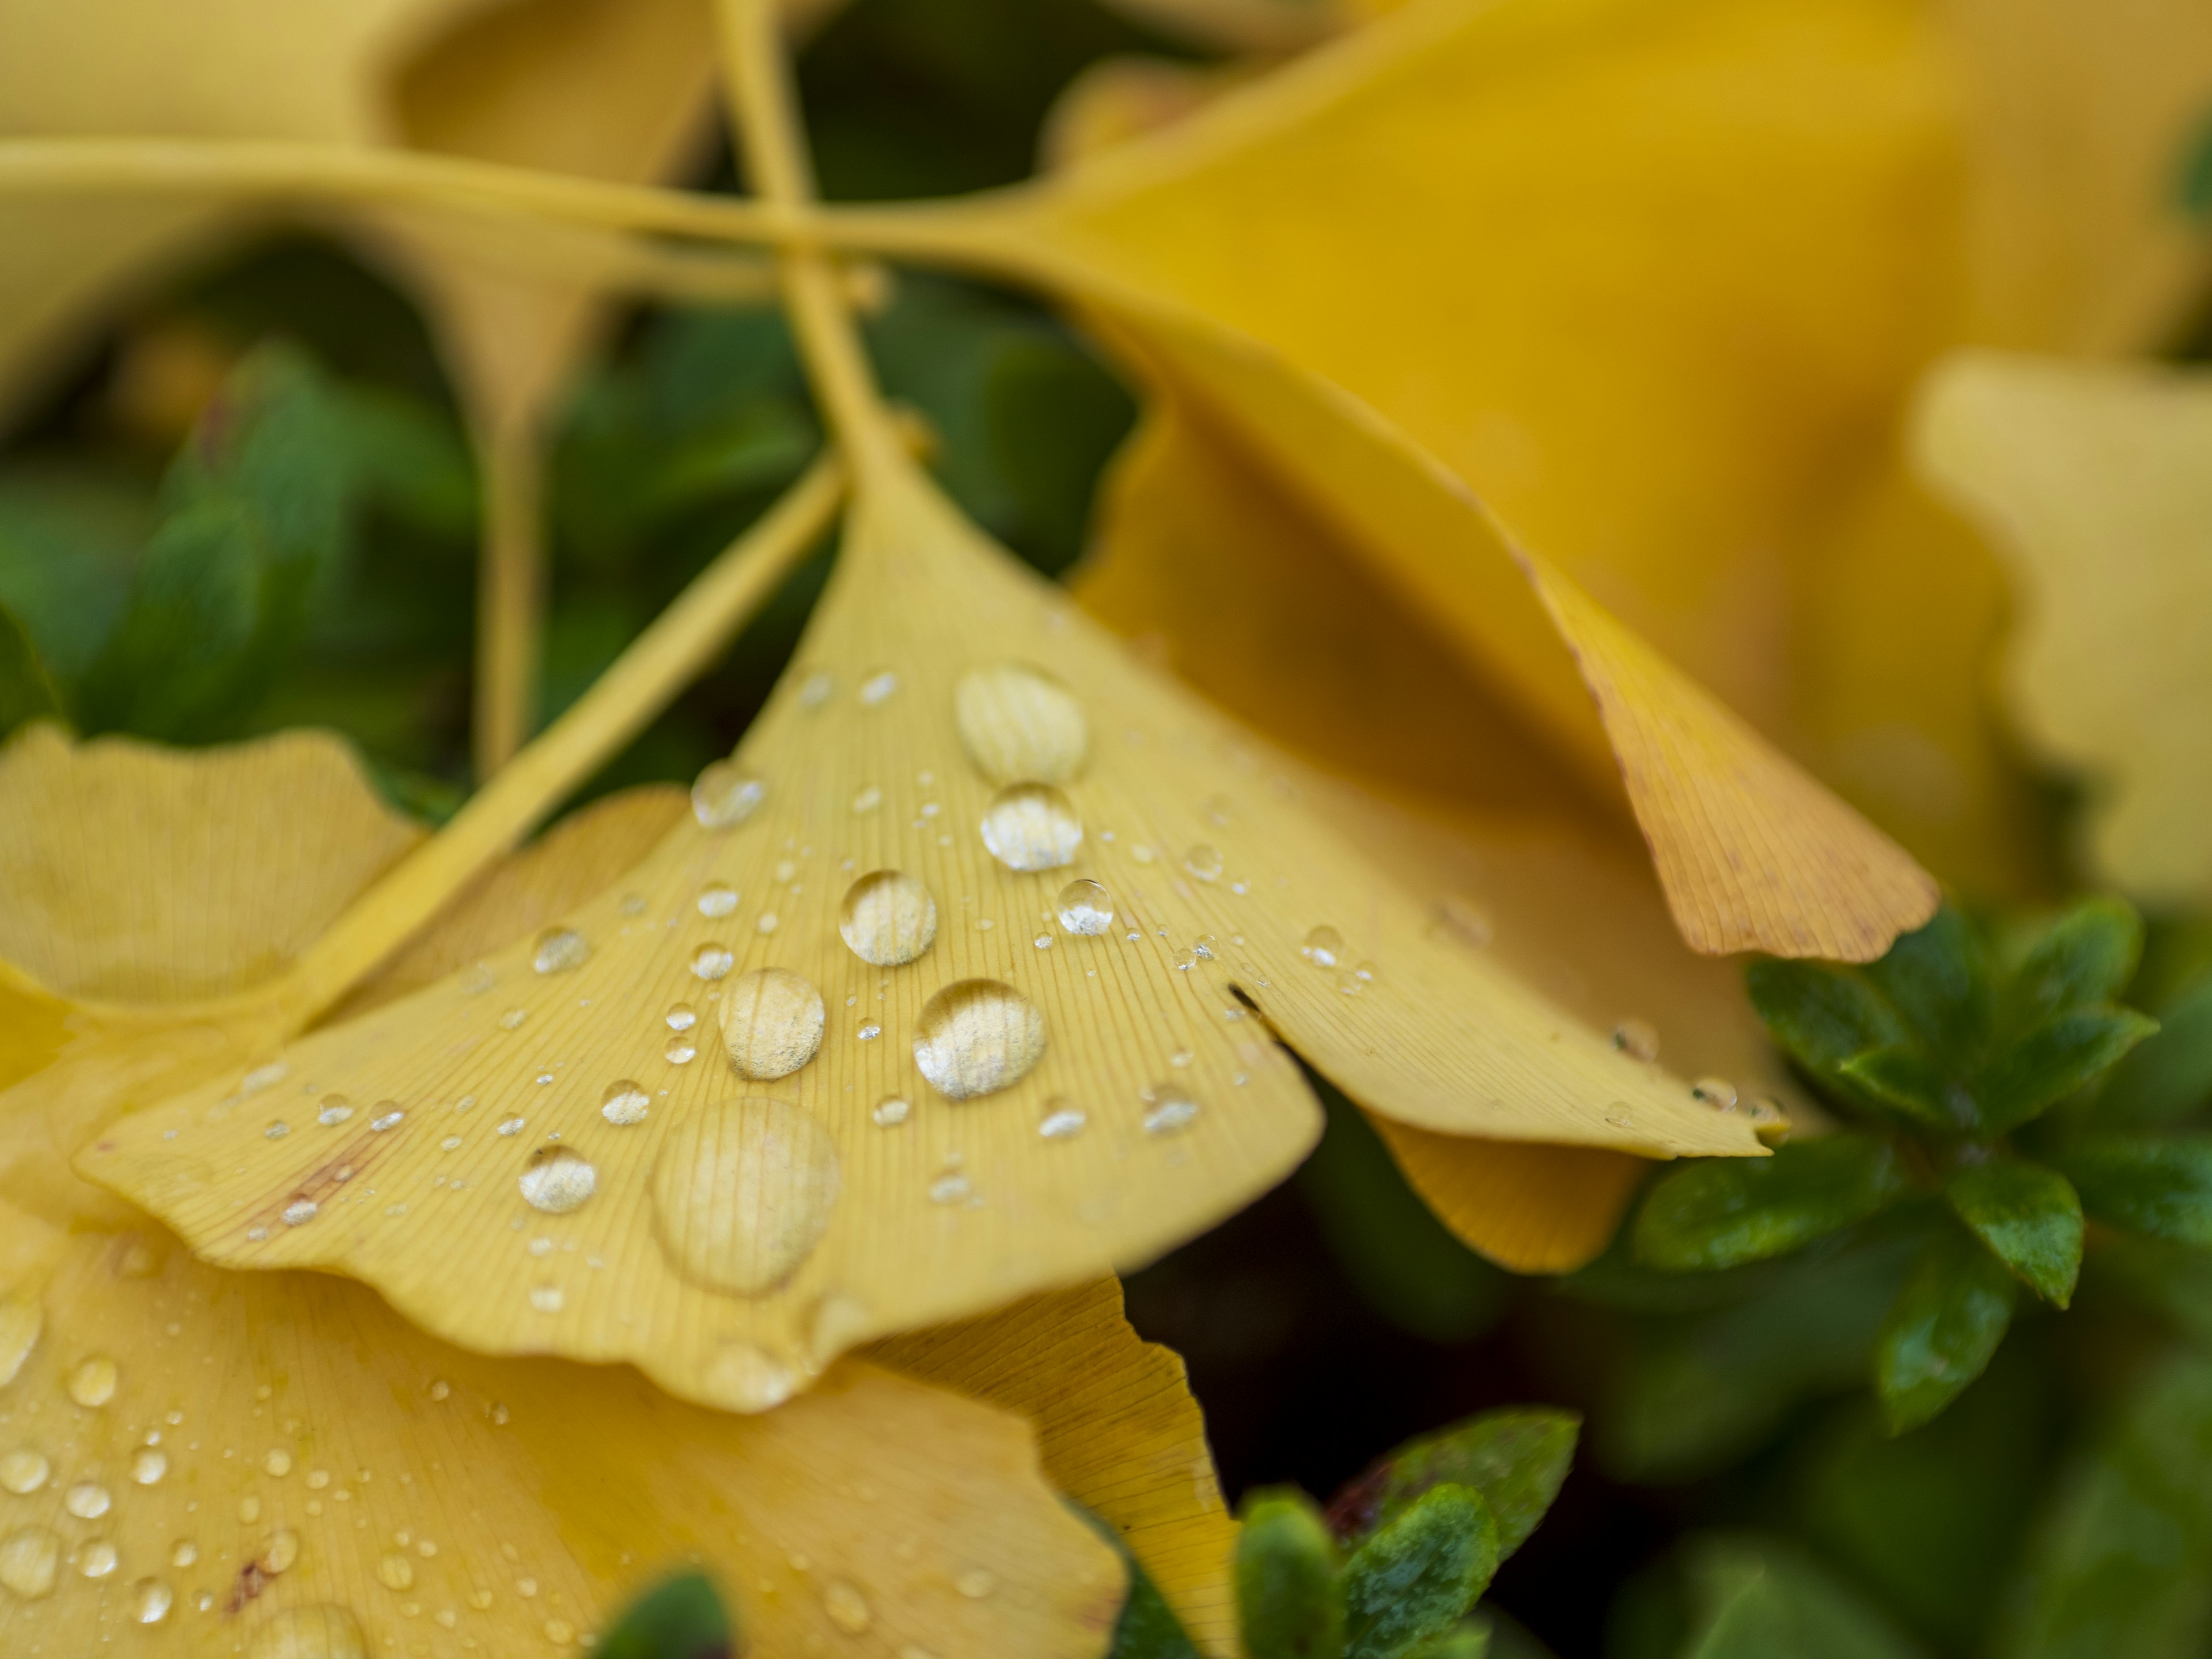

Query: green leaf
(0, 460), (151, 684)
(1976, 1008), (2160, 1133)
(1873, 1229), (2016, 1433)
(2092, 975), (2212, 1127)
(1944, 1160), (2084, 1305)
(1404, 1622), (1491, 1659)
(1633, 1137), (1910, 1271)
(588, 1571), (733, 1659)
(1678, 1535), (1927, 1659)
(0, 601), (63, 737)
(1078, 1507), (1202, 1659)
(1744, 959), (1910, 1076)
(2055, 1135), (2212, 1246)
(1327, 1409), (1577, 1561)
(2002, 1354), (2212, 1658)
(1342, 1484), (1499, 1659)
(2003, 897), (2145, 1025)
(1834, 1048), (1965, 1135)
(1236, 1488), (1346, 1659)
(2179, 106), (2212, 219)
(1862, 904), (1991, 1058)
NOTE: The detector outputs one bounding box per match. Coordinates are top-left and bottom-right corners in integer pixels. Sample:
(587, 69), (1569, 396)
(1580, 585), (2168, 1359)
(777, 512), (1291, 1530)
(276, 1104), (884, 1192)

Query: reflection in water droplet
(282, 1199), (319, 1227)
(1039, 1103), (1086, 1140)
(67, 1355), (118, 1407)
(851, 785), (881, 815)
(872, 1096), (911, 1127)
(666, 1003), (698, 1033)
(520, 1146), (597, 1215)
(1691, 1077), (1739, 1110)
(979, 785), (1082, 872)
(0, 1450), (48, 1495)
(838, 870), (938, 967)
(692, 944), (735, 981)
(265, 1121), (290, 1140)
(859, 669), (899, 706)
(719, 969), (826, 1080)
(800, 671), (836, 708)
(664, 1035), (698, 1065)
(533, 928), (588, 974)
(928, 1171), (972, 1206)
(653, 1098), (840, 1295)
(133, 1577), (173, 1624)
(1056, 879), (1114, 935)
(318, 1094), (354, 1125)
(692, 761), (764, 830)
(0, 1294), (39, 1387)
(824, 1580), (873, 1633)
(601, 1081), (650, 1126)
(0, 1526), (59, 1599)
(1143, 1089), (1199, 1137)
(498, 1117), (527, 1137)
(65, 1480), (110, 1519)
(171, 1541), (198, 1568)
(1034, 933), (1053, 950)
(246, 1603), (369, 1659)
(1300, 926), (1345, 968)
(698, 884), (739, 918)
(370, 1108), (404, 1132)
(131, 1448), (166, 1486)
(913, 981), (1047, 1101)
(77, 1538), (118, 1578)
(1183, 844), (1223, 882)
(953, 662), (1090, 785)
(1611, 1019), (1660, 1063)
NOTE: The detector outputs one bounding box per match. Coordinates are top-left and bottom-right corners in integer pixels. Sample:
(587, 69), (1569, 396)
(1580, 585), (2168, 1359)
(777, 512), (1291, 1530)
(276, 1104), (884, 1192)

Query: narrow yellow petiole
(471, 414), (544, 779)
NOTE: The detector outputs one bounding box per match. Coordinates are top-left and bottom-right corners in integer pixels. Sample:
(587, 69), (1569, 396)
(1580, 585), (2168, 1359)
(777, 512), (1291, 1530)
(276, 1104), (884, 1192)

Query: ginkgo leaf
(0, 738), (1130, 1658)
(1912, 351), (2212, 906)
(84, 441), (1763, 1416)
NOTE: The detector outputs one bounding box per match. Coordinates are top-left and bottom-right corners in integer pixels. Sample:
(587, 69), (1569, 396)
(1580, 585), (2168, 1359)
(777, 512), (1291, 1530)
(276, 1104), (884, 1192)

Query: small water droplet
(529, 1285), (565, 1313)
(67, 1355), (118, 1407)
(664, 1034), (698, 1065)
(859, 669), (899, 706)
(1129, 844), (1156, 865)
(498, 1007), (529, 1031)
(873, 1096), (911, 1127)
(65, 1480), (110, 1519)
(1143, 1089), (1199, 1137)
(0, 1450), (48, 1495)
(132, 1577), (173, 1624)
(1194, 934), (1218, 960)
(498, 1116), (527, 1137)
(702, 1342), (797, 1413)
(666, 1002), (698, 1032)
(76, 1538), (118, 1578)
(265, 1120), (290, 1140)
(520, 1146), (597, 1214)
(1055, 878), (1115, 935)
(263, 1527), (301, 1573)
(928, 1170), (972, 1206)
(857, 1023), (882, 1041)
(370, 1108), (404, 1132)
(1691, 1077), (1739, 1109)
(1183, 844), (1223, 882)
(131, 1448), (166, 1486)
(0, 1526), (59, 1600)
(1034, 932), (1054, 950)
(618, 893), (647, 916)
(380, 1552), (416, 1590)
(692, 943), (736, 980)
(653, 1099), (840, 1295)
(600, 1081), (650, 1126)
(953, 662), (1089, 785)
(1605, 1104), (1635, 1131)
(838, 870), (939, 966)
(979, 784), (1083, 872)
(692, 761), (765, 830)
(1039, 1104), (1086, 1139)
(956, 1568), (998, 1599)
(1611, 1019), (1660, 1062)
(318, 1094), (355, 1125)
(824, 1580), (873, 1634)
(698, 883), (739, 918)
(851, 785), (882, 814)
(914, 980), (1047, 1101)
(799, 671), (836, 708)
(533, 928), (588, 975)
(1301, 926), (1345, 969)
(719, 968), (826, 1080)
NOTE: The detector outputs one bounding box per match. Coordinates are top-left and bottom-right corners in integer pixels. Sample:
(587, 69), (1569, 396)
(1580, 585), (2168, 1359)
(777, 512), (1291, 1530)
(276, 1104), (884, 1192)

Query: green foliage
(1873, 1227), (2018, 1433)
(1080, 1507), (1205, 1659)
(1342, 1484), (1501, 1659)
(1942, 1159), (2084, 1305)
(1327, 1408), (1578, 1560)
(1237, 1488), (1346, 1659)
(0, 601), (61, 733)
(1673, 1536), (1926, 1659)
(2052, 1134), (2212, 1246)
(1632, 1136), (1908, 1271)
(588, 1571), (734, 1659)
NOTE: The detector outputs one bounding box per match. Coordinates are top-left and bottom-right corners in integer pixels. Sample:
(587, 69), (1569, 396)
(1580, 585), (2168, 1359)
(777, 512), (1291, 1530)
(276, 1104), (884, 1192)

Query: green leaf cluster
(1631, 899), (2203, 1431)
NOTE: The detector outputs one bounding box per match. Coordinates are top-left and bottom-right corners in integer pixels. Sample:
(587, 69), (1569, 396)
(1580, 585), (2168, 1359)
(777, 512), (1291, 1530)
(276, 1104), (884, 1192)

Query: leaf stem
(472, 414), (544, 778)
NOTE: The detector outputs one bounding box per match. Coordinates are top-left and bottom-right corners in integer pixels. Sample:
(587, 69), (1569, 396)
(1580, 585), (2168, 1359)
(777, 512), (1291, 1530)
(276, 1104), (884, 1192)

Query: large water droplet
(692, 943), (735, 981)
(601, 1081), (650, 1126)
(77, 1539), (118, 1578)
(132, 1577), (173, 1624)
(838, 871), (938, 967)
(1691, 1077), (1739, 1110)
(698, 883), (739, 918)
(702, 1342), (798, 1413)
(652, 1098), (840, 1296)
(532, 928), (587, 975)
(979, 785), (1083, 873)
(1300, 926), (1345, 969)
(66, 1354), (117, 1407)
(131, 1448), (166, 1485)
(282, 1199), (318, 1227)
(1055, 878), (1115, 936)
(1184, 844), (1223, 882)
(65, 1480), (110, 1518)
(519, 1146), (597, 1215)
(824, 1580), (874, 1633)
(953, 663), (1089, 785)
(247, 1604), (370, 1659)
(913, 981), (1047, 1101)
(1611, 1019), (1660, 1063)
(0, 1526), (58, 1600)
(0, 1450), (47, 1494)
(692, 761), (764, 830)
(317, 1095), (354, 1126)
(719, 969), (826, 1080)
(0, 1294), (39, 1387)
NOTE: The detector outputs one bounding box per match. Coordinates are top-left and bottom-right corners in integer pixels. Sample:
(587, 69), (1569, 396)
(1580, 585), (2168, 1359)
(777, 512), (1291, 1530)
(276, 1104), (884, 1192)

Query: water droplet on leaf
(953, 662), (1089, 785)
(600, 1082), (650, 1126)
(692, 762), (764, 830)
(532, 929), (587, 975)
(913, 981), (1047, 1101)
(979, 785), (1082, 872)
(652, 1098), (840, 1295)
(719, 968), (826, 1080)
(838, 871), (938, 967)
(519, 1147), (597, 1215)
(1055, 879), (1114, 935)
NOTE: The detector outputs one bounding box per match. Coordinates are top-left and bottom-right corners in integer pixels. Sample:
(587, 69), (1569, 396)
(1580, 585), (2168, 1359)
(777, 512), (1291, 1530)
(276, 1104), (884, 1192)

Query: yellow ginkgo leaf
(0, 736), (1131, 1657)
(1912, 351), (2212, 906)
(83, 433), (1764, 1417)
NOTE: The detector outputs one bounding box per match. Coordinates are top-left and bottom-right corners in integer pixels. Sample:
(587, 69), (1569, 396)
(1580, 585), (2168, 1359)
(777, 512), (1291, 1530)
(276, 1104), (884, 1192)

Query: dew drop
(858, 669), (899, 706)
(1611, 1019), (1660, 1063)
(282, 1199), (319, 1227)
(824, 1580), (874, 1634)
(1691, 1077), (1739, 1110)
(756, 911), (780, 935)
(1143, 1089), (1199, 1137)
(702, 1342), (797, 1413)
(1035, 933), (1053, 950)
(246, 1603), (369, 1659)
(379, 1552), (416, 1590)
(318, 1094), (355, 1126)
(1055, 878), (1114, 936)
(263, 1527), (301, 1573)
(0, 1294), (39, 1387)
(1300, 926), (1345, 969)
(67, 1355), (117, 1407)
(1039, 1103), (1086, 1140)
(498, 1116), (527, 1137)
(133, 1577), (173, 1624)
(698, 883), (739, 918)
(666, 1003), (698, 1032)
(131, 1448), (166, 1486)
(171, 1540), (197, 1567)
(65, 1480), (111, 1519)
(265, 1448), (292, 1476)
(265, 1121), (290, 1141)
(519, 1146), (597, 1215)
(499, 1006), (529, 1031)
(719, 968), (826, 1080)
(529, 1286), (565, 1313)
(1183, 844), (1224, 882)
(837, 869), (940, 968)
(77, 1538), (118, 1579)
(800, 670), (836, 708)
(370, 1108), (404, 1132)
(979, 784), (1083, 872)
(953, 662), (1089, 785)
(0, 1526), (58, 1600)
(851, 785), (882, 815)
(1194, 934), (1218, 960)
(956, 1568), (998, 1600)
(692, 943), (736, 981)
(600, 1081), (650, 1126)
(872, 1096), (911, 1127)
(664, 1035), (698, 1065)
(913, 980), (1047, 1101)
(652, 1098), (840, 1294)
(0, 1449), (48, 1495)
(532, 928), (588, 975)
(857, 1023), (881, 1041)
(692, 760), (765, 830)
(928, 1170), (972, 1206)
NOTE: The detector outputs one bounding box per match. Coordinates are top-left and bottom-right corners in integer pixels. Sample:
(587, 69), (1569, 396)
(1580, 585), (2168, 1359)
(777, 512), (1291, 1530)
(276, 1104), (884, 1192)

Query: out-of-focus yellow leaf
(1913, 351), (2212, 906)
(0, 736), (1124, 1656)
(873, 1277), (1237, 1653)
(1367, 1124), (1647, 1277)
(86, 444), (1763, 1418)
